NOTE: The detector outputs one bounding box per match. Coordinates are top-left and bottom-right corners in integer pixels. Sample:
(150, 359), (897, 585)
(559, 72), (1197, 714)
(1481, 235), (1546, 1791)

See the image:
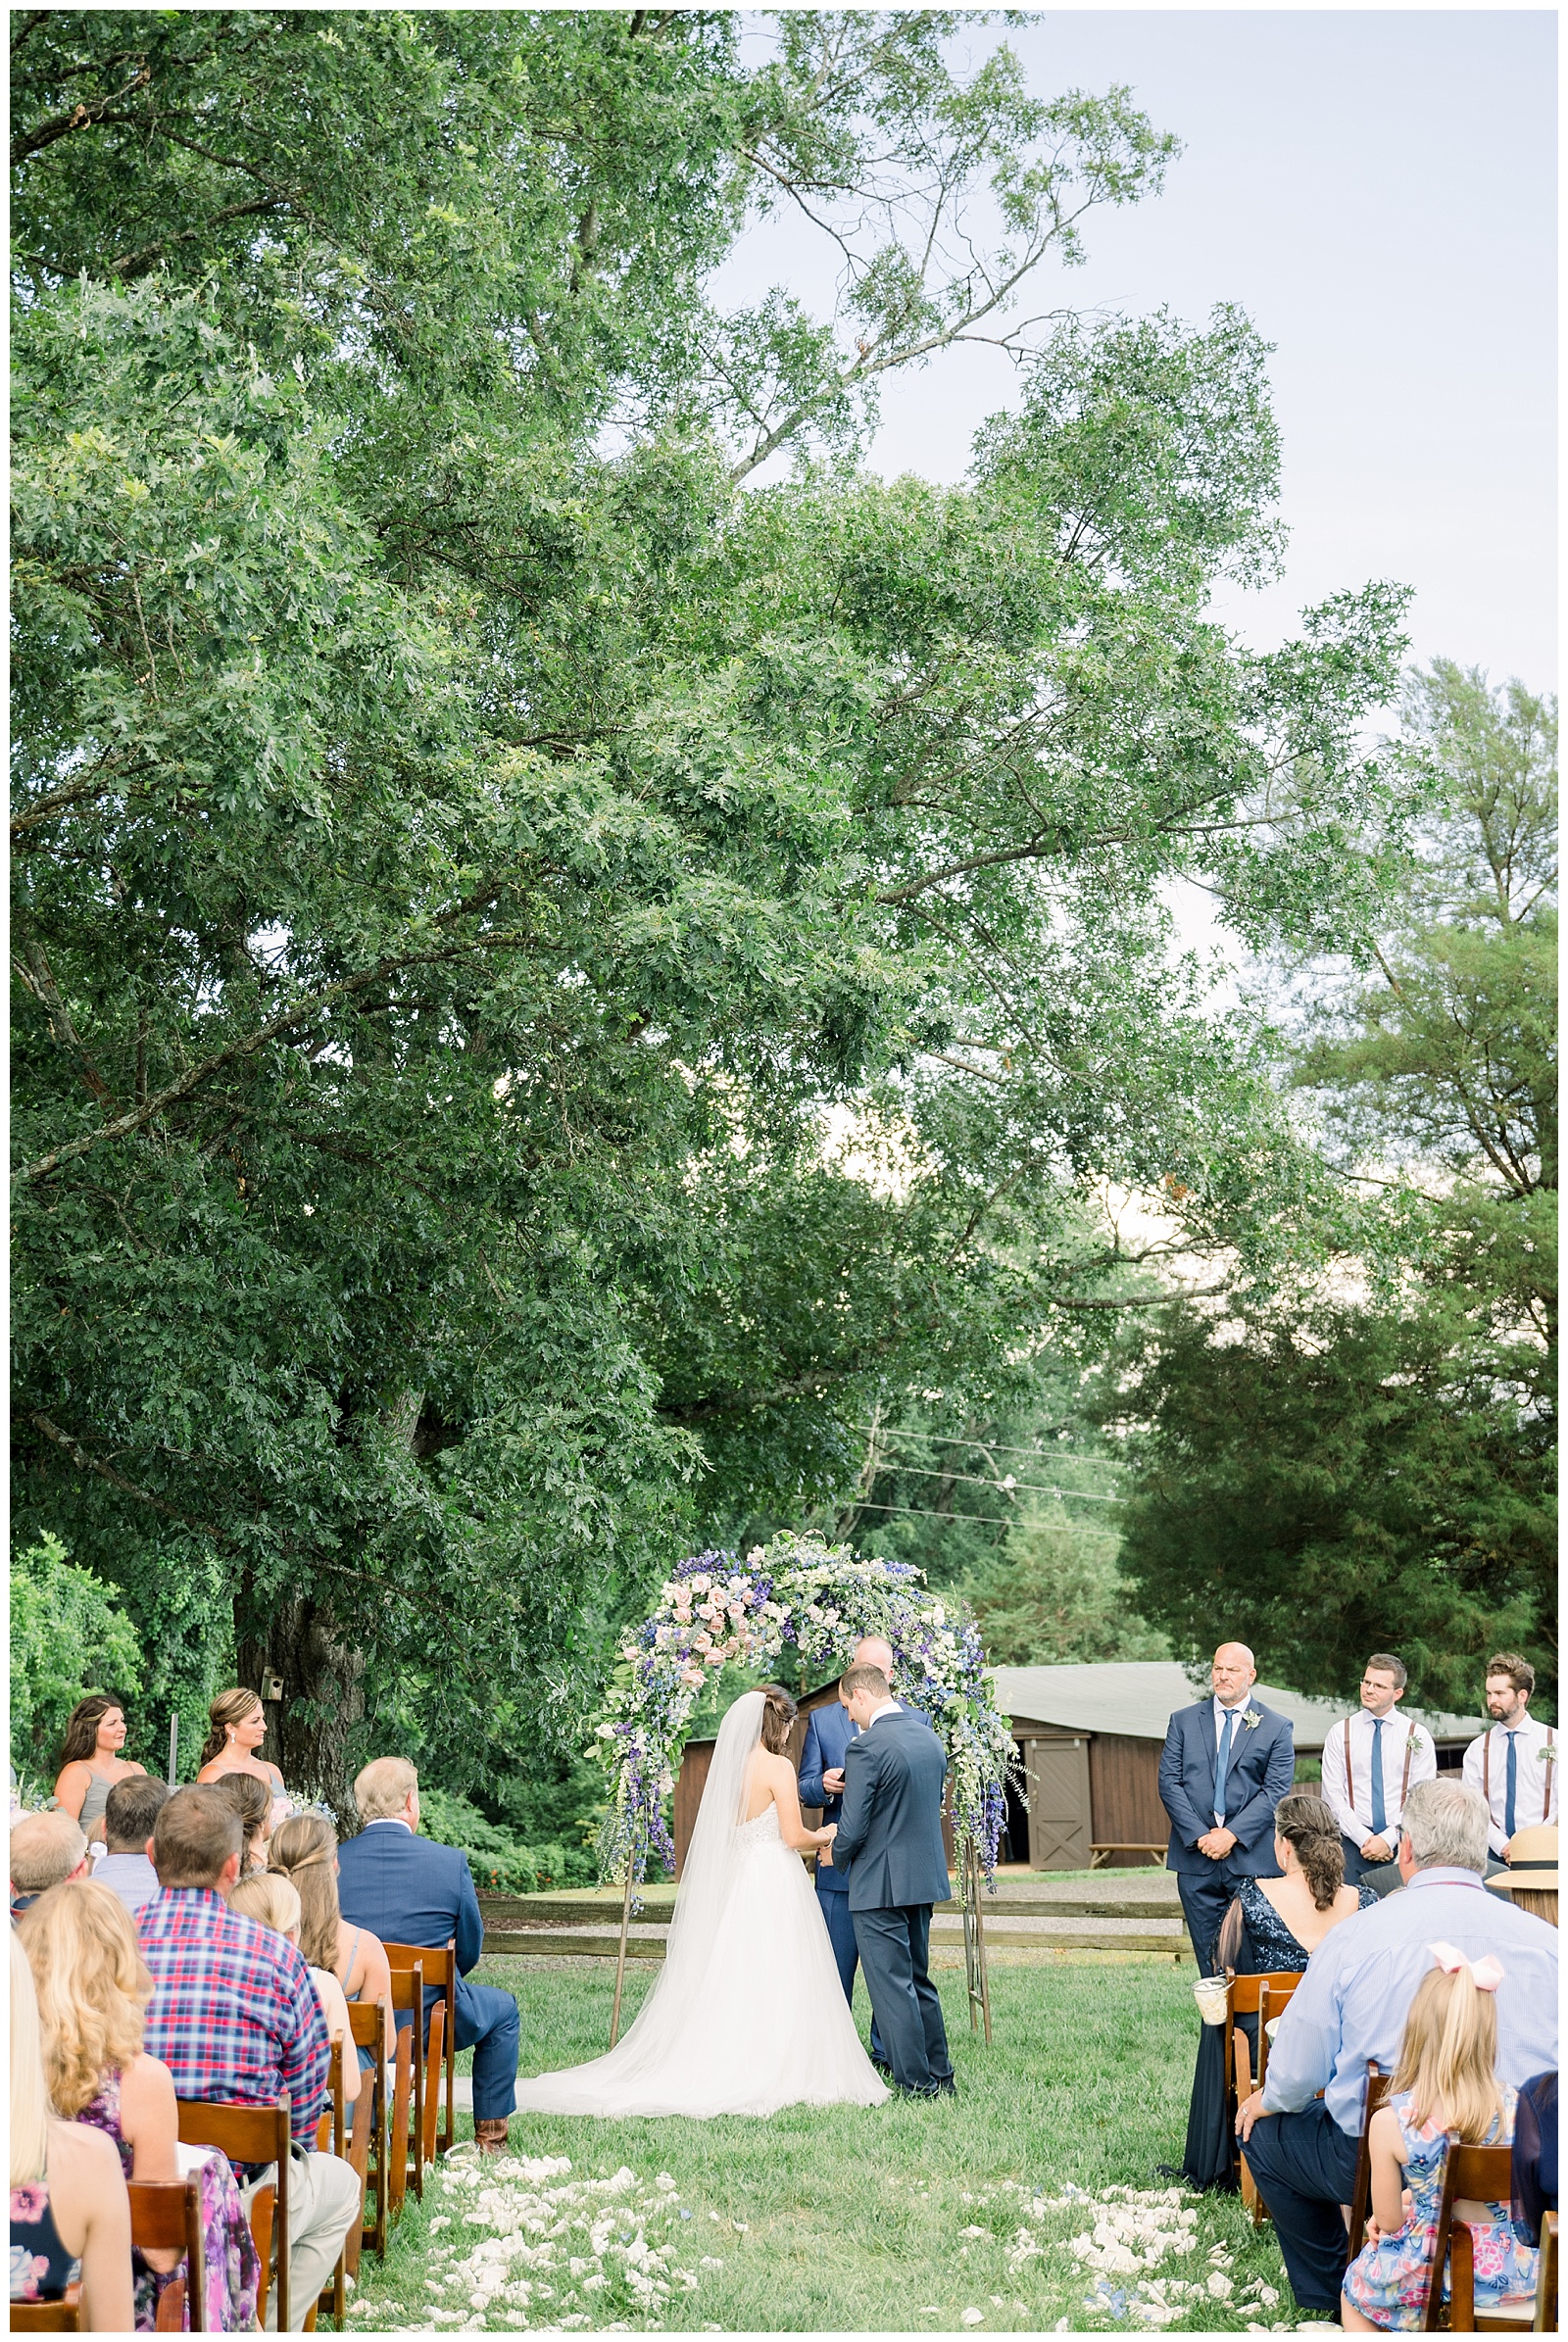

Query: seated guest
(1237, 1780), (1558, 2318)
(211, 1771), (272, 1877)
(270, 1812), (395, 2061)
(53, 1693), (149, 1848)
(1512, 2071), (1558, 2247)
(1487, 1825), (1558, 1927)
(1342, 1947), (1537, 2329)
(139, 1785), (358, 2330)
(230, 1874), (359, 2106)
(19, 1878), (260, 2331)
(93, 1776), (169, 1920)
(195, 1688), (287, 1812)
(11, 1810), (90, 1913)
(9, 1928), (134, 2330)
(1182, 1791), (1376, 2190)
(337, 1757), (519, 2156)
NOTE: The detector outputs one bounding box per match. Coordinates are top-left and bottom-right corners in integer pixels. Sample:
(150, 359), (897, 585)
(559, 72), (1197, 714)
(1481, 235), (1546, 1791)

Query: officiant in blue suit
(1158, 1643), (1296, 1975)
(798, 1634), (896, 2045)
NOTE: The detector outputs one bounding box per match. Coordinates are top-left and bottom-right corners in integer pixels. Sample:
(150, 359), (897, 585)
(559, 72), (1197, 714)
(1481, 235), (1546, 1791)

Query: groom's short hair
(840, 1663), (889, 1700)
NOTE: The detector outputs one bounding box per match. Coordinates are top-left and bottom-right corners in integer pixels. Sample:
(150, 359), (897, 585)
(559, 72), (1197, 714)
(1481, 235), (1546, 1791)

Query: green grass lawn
(335, 1960), (1308, 2334)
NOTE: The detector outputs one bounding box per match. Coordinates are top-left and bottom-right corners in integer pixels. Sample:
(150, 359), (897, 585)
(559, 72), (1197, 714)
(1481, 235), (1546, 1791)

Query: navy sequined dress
(1180, 1878), (1376, 2191)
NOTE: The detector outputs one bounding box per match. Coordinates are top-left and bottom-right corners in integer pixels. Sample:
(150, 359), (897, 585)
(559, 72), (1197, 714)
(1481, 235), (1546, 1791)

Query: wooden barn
(988, 1663), (1485, 1871)
(671, 1659), (1484, 1877)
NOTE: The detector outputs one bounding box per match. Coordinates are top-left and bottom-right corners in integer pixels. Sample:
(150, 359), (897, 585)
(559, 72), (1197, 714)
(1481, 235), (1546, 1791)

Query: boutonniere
(1543, 1743), (1559, 1767)
(1243, 1709), (1262, 1731)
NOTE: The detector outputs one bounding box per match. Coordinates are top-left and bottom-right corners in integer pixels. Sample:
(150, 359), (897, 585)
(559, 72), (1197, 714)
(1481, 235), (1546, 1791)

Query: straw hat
(1487, 1824), (1559, 1895)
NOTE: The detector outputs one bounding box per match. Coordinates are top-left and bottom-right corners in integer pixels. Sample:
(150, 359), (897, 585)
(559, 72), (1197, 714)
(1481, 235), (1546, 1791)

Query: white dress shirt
(1320, 1708), (1437, 1845)
(1210, 1695), (1254, 1825)
(863, 1699), (904, 1730)
(1462, 1715), (1559, 1855)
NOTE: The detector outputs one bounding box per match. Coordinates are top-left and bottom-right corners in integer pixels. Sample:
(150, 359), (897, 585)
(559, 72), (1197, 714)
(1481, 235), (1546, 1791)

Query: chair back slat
(8, 2282), (82, 2332)
(176, 2094), (290, 2334)
(128, 2175), (207, 2334)
(1255, 1974), (1302, 2097)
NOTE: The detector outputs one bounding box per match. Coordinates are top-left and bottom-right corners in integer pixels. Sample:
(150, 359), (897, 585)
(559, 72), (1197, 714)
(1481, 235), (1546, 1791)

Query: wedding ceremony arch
(592, 1530), (1020, 2044)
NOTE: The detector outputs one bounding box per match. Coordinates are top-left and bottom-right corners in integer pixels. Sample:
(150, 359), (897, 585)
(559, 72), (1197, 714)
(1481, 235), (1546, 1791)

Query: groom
(798, 1633), (895, 2030)
(824, 1661), (955, 2100)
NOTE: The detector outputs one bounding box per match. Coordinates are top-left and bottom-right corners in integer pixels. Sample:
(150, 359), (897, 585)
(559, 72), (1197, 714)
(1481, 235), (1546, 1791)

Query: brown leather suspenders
(1483, 1726), (1556, 1824)
(1344, 1717), (1414, 1824)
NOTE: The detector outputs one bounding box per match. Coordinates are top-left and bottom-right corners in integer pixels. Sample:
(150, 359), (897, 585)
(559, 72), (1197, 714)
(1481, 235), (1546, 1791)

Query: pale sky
(724, 10), (1557, 693)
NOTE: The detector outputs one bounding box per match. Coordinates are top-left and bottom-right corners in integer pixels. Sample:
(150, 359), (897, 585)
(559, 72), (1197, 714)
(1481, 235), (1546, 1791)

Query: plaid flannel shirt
(138, 1886), (329, 2149)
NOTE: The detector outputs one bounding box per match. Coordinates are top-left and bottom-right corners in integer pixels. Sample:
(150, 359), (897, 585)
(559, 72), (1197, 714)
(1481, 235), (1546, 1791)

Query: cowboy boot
(473, 2118), (511, 2157)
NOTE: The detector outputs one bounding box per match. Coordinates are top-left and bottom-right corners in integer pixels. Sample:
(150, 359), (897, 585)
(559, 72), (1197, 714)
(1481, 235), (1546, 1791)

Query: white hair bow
(1428, 1939), (1503, 1993)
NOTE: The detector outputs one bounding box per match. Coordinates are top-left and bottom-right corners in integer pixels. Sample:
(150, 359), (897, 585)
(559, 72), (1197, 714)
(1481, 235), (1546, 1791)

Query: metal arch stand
(961, 1837), (993, 2045)
(609, 1864), (635, 2048)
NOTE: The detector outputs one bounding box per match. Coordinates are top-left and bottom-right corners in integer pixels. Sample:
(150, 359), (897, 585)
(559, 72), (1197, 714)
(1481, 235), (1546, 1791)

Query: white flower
(1207, 2270), (1235, 2299)
(960, 2312), (984, 2327)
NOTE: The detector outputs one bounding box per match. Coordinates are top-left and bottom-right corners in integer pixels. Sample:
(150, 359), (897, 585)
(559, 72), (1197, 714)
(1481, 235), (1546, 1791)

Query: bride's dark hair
(760, 1684), (798, 1754)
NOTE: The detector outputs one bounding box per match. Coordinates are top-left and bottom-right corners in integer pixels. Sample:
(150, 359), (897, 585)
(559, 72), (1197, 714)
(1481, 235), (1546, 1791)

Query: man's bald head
(1210, 1644), (1256, 1701)
(853, 1635), (894, 1677)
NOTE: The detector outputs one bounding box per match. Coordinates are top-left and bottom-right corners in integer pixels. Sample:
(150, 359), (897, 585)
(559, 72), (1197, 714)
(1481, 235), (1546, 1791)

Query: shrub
(11, 1534), (141, 1778)
(415, 1785), (597, 1894)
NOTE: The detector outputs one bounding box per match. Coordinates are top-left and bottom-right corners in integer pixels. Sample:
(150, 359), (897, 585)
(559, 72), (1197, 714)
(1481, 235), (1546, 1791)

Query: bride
(513, 1685), (890, 2118)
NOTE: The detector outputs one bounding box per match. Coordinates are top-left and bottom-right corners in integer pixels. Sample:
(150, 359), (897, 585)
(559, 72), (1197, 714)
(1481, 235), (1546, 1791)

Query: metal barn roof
(987, 1662), (1484, 1752)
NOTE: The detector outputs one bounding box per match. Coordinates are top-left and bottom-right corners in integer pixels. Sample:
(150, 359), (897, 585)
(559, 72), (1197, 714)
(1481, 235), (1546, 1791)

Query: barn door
(1023, 1736), (1091, 1870)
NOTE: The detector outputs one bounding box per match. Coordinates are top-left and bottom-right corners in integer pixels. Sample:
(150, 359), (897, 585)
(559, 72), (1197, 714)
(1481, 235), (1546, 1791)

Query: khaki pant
(242, 2149), (361, 2330)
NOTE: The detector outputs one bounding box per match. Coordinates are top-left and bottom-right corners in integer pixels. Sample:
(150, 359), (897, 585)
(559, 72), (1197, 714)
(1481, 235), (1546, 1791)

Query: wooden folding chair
(1533, 2212), (1557, 2333)
(1254, 1974), (1301, 2096)
(311, 2036), (348, 2331)
(385, 1938), (457, 2162)
(128, 2174), (207, 2333)
(9, 2290), (81, 2333)
(1220, 1970), (1300, 2215)
(1421, 2136), (1527, 2332)
(347, 1996), (390, 2268)
(176, 2094), (290, 2334)
(1347, 2062), (1393, 2258)
(385, 1961), (423, 2210)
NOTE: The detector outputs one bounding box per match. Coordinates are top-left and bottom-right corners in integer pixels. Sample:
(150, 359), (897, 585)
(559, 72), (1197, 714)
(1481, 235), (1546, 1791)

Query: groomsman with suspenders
(1462, 1652), (1558, 1876)
(1320, 1653), (1436, 1896)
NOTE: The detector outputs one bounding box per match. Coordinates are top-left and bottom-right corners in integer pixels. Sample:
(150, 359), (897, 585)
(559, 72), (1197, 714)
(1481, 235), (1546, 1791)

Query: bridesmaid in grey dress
(52, 1696), (147, 1846)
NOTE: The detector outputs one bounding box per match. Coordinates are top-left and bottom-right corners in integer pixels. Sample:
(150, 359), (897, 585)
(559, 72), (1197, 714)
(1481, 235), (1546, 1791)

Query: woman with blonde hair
(195, 1687), (286, 1808)
(17, 1880), (259, 2330)
(1341, 1945), (1539, 2329)
(230, 1874), (359, 2106)
(9, 1926), (134, 2329)
(270, 1811), (394, 2058)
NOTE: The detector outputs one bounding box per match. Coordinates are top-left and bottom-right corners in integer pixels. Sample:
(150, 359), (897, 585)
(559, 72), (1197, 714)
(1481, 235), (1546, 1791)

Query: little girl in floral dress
(1341, 1942), (1538, 2331)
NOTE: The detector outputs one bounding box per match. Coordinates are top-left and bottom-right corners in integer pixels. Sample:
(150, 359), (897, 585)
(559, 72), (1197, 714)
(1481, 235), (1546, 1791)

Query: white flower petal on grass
(960, 2310), (985, 2327)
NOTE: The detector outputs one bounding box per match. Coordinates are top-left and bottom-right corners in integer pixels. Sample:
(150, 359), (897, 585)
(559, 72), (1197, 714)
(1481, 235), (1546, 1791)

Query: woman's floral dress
(1342, 2086), (1538, 2329)
(10, 2180), (77, 2302)
(76, 2070), (261, 2332)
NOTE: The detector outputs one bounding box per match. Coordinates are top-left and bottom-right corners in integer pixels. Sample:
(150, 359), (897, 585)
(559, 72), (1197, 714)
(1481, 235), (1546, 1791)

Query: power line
(858, 1458), (1121, 1502)
(854, 1424), (1124, 1466)
(844, 1488), (1123, 1530)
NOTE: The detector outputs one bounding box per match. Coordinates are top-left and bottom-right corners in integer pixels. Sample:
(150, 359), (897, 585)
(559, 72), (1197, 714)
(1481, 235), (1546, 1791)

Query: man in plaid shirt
(140, 1786), (359, 2329)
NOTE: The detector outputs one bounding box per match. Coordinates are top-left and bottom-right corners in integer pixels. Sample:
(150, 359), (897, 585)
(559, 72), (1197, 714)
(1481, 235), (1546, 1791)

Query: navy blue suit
(1158, 1699), (1295, 1974)
(336, 1819), (520, 2122)
(830, 1708), (953, 2095)
(798, 1702), (883, 2063)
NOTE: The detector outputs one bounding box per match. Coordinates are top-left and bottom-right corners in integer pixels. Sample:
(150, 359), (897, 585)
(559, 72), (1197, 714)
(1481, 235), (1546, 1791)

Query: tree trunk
(236, 1594), (367, 1832)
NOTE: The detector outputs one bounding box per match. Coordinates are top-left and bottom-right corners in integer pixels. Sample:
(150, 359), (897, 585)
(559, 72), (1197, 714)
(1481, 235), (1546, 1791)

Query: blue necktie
(1214, 1709), (1236, 1823)
(1370, 1719), (1387, 1837)
(1505, 1732), (1519, 1839)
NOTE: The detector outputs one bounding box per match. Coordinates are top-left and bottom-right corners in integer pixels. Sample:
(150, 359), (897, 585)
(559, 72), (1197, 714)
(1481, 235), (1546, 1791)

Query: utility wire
(858, 1458), (1121, 1501)
(845, 1489), (1123, 1530)
(854, 1424), (1124, 1466)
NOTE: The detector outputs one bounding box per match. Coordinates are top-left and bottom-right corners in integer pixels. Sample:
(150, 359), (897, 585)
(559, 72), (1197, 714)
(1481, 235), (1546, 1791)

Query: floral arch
(593, 1530), (1019, 1905)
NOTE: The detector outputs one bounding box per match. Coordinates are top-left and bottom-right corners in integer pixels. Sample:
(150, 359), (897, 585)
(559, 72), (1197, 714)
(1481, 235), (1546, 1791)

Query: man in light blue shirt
(91, 1775), (169, 1919)
(1237, 1778), (1557, 2316)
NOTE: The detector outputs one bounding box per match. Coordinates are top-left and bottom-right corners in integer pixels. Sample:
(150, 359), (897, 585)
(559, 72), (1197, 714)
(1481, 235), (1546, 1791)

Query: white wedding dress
(513, 1690), (889, 2119)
